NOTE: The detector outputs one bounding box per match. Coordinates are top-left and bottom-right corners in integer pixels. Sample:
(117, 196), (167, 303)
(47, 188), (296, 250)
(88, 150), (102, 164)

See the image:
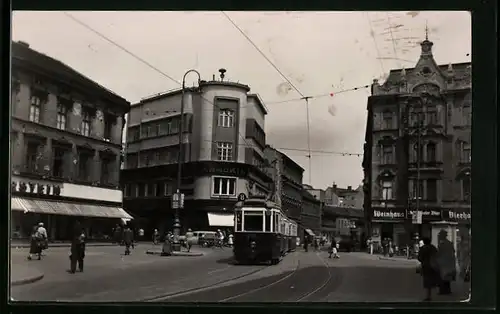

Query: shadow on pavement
(165, 264), (470, 303)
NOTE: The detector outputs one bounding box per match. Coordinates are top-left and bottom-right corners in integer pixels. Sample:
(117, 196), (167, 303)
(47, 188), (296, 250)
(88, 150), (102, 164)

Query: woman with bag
(417, 237), (440, 301)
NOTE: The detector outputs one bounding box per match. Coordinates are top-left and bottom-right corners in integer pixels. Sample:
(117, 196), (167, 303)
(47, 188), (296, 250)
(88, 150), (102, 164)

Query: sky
(12, 11), (471, 190)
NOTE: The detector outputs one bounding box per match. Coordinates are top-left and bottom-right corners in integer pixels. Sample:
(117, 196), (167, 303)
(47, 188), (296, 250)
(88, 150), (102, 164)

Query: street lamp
(172, 69), (201, 252)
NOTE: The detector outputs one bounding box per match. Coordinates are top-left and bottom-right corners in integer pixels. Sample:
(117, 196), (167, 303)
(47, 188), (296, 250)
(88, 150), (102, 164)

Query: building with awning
(207, 212), (234, 228)
(10, 41), (131, 241)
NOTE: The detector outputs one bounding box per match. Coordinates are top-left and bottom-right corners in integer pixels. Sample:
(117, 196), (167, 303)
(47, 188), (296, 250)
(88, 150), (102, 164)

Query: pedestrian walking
(185, 228), (194, 252)
(123, 226), (134, 255)
(227, 232), (234, 247)
(27, 224), (45, 260)
(138, 228), (144, 242)
(417, 237), (440, 301)
(69, 222), (86, 273)
(153, 229), (159, 245)
(436, 230), (457, 295)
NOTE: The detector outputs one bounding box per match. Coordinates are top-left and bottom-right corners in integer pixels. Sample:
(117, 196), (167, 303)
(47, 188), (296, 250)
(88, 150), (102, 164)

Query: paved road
(167, 251), (470, 303)
(11, 246), (470, 303)
(10, 245), (264, 302)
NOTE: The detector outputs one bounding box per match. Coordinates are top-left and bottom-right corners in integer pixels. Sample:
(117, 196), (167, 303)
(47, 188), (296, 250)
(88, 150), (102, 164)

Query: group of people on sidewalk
(417, 229), (471, 301)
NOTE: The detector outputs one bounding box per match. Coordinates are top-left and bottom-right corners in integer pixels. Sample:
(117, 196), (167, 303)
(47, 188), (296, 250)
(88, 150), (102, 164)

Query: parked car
(191, 231), (217, 246)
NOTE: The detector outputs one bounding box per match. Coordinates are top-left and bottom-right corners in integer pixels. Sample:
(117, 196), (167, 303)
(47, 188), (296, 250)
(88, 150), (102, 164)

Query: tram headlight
(250, 241), (257, 248)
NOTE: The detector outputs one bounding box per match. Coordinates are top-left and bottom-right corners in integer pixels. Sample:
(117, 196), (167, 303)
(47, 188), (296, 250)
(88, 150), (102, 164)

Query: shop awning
(208, 212), (234, 227)
(10, 197), (133, 219)
(305, 229), (315, 236)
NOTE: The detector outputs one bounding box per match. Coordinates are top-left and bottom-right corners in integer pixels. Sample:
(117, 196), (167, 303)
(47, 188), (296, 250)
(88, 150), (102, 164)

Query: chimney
(348, 186), (352, 191)
(17, 41), (30, 48)
(332, 184), (337, 190)
(212, 74), (216, 81)
(219, 68), (226, 81)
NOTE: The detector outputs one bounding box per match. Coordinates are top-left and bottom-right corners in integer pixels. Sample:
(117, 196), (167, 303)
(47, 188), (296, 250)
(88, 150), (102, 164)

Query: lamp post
(172, 69), (201, 252)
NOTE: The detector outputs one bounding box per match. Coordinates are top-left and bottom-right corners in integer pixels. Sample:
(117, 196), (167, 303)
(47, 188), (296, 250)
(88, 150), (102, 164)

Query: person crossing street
(69, 222), (86, 273)
(123, 226), (134, 255)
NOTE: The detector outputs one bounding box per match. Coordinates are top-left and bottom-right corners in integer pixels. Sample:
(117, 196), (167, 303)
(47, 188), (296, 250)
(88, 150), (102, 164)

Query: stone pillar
(44, 94), (58, 127)
(69, 101), (83, 134)
(111, 115), (124, 144)
(11, 131), (24, 174)
(70, 143), (78, 179)
(42, 138), (53, 176)
(91, 109), (105, 140)
(92, 150), (101, 184)
(16, 84), (31, 120)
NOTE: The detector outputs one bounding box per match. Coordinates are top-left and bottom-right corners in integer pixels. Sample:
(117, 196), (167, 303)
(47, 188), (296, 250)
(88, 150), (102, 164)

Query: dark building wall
(363, 38), (471, 238)
(11, 41), (130, 188)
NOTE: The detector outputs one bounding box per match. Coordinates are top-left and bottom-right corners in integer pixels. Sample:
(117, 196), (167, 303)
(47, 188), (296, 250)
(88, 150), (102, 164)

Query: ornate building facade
(363, 36), (471, 247)
(10, 41), (131, 240)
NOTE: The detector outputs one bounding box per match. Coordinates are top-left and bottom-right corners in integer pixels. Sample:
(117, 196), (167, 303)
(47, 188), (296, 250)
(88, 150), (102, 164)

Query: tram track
(165, 252), (337, 302)
(143, 262), (269, 302)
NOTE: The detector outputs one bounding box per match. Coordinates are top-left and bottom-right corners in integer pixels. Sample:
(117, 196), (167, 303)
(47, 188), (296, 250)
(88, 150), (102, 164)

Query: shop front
(11, 176), (132, 241)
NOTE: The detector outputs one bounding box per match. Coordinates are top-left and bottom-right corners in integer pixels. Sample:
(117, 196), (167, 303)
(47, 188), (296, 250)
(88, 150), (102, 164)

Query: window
(100, 158), (113, 184)
(426, 179), (437, 201)
(217, 142), (233, 161)
(127, 153), (138, 169)
(154, 183), (161, 197)
(218, 109), (235, 128)
(264, 212), (271, 232)
(381, 180), (392, 201)
(413, 142), (424, 163)
(146, 183), (154, 196)
(164, 182), (172, 196)
(462, 143), (471, 163)
(411, 179), (424, 200)
(171, 119), (179, 133)
(140, 127), (148, 138)
(104, 114), (114, 140)
(427, 109), (438, 125)
(381, 145), (393, 164)
(159, 121), (169, 135)
(137, 183), (145, 197)
(56, 103), (67, 130)
(426, 142), (436, 162)
(235, 211), (242, 231)
(463, 106), (472, 126)
(124, 184), (131, 197)
(274, 213), (279, 233)
(25, 142), (40, 173)
(29, 96), (41, 123)
(81, 108), (91, 136)
(78, 151), (92, 181)
(52, 147), (66, 178)
(243, 212), (263, 232)
(147, 125), (157, 137)
(153, 152), (160, 165)
(462, 175), (471, 202)
(212, 177), (236, 196)
(382, 111), (392, 130)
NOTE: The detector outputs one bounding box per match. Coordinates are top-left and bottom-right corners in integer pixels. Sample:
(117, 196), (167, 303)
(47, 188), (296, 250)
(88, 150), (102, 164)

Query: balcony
(408, 161), (443, 172)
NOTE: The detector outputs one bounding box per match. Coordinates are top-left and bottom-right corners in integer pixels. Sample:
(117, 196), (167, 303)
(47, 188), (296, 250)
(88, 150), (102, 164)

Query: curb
(11, 273), (45, 286)
(378, 256), (419, 263)
(146, 250), (204, 257)
(11, 243), (117, 249)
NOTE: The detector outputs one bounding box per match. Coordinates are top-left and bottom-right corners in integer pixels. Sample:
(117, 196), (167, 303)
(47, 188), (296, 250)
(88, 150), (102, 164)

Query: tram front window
(264, 212), (271, 232)
(243, 213), (263, 232)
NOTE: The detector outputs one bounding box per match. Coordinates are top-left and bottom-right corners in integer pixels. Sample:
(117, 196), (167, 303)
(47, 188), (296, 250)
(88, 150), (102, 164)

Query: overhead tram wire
(265, 84), (371, 105)
(63, 12), (253, 150)
(221, 11), (314, 184)
(364, 12), (386, 75)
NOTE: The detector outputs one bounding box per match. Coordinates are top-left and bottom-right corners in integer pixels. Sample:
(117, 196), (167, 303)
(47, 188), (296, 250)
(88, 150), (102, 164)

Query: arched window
(412, 141), (424, 163)
(426, 142), (437, 162)
(426, 106), (438, 125)
(381, 145), (393, 164)
(380, 180), (393, 204)
(462, 142), (471, 163)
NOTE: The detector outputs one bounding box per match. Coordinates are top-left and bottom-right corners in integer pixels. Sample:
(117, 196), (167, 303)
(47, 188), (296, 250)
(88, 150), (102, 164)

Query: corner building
(121, 75), (272, 236)
(10, 41), (131, 240)
(362, 37), (471, 247)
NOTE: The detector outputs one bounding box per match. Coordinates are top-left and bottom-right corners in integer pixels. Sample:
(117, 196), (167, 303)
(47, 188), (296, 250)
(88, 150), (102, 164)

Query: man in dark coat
(123, 226), (134, 255)
(70, 222), (86, 273)
(417, 237), (440, 301)
(437, 230), (457, 295)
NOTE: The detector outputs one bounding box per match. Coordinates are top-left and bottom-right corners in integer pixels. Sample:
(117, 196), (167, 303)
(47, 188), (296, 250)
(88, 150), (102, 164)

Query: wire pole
(172, 69), (201, 252)
(303, 96), (313, 185)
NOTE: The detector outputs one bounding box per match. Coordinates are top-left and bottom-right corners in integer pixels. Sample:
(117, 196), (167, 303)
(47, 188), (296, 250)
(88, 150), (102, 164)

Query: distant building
(121, 72), (272, 236)
(301, 184), (323, 236)
(362, 36), (471, 247)
(10, 41), (131, 240)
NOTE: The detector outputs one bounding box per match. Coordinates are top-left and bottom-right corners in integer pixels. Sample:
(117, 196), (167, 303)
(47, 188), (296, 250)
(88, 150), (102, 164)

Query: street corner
(145, 249), (204, 257)
(11, 264), (45, 286)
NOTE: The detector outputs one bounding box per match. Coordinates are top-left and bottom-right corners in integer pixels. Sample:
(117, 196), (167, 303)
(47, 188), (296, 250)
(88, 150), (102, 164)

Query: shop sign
(445, 210), (471, 221)
(201, 162), (249, 177)
(409, 209), (441, 219)
(373, 210), (405, 219)
(11, 179), (62, 196)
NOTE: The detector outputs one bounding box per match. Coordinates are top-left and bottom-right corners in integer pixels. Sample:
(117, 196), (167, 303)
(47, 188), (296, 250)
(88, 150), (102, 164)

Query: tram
(233, 196), (298, 265)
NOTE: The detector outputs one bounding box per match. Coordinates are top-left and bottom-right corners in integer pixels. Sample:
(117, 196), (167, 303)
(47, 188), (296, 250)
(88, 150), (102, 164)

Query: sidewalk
(11, 264), (44, 286)
(146, 249), (204, 257)
(10, 241), (155, 249)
